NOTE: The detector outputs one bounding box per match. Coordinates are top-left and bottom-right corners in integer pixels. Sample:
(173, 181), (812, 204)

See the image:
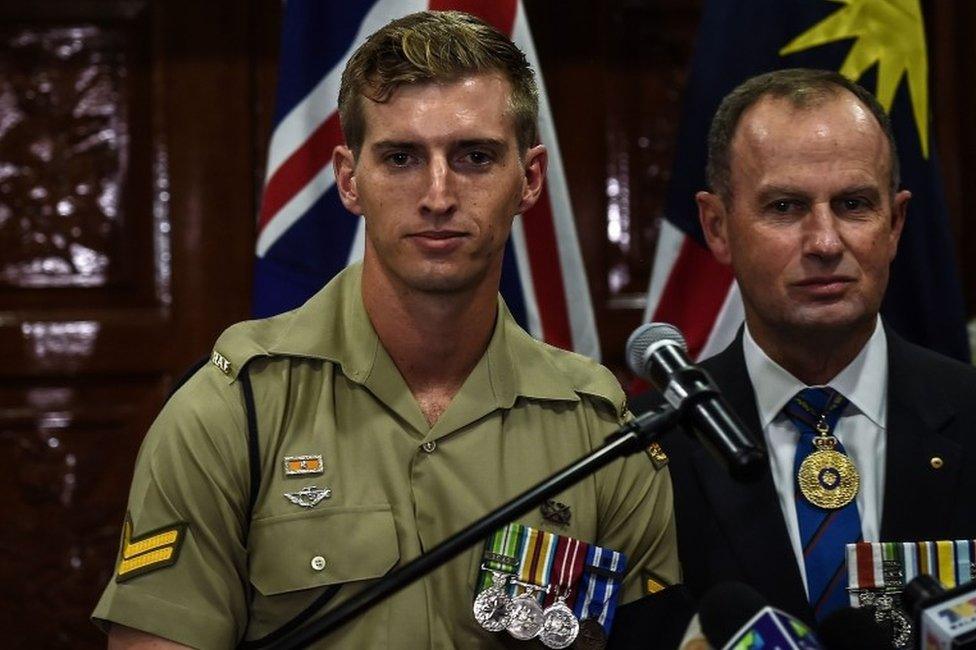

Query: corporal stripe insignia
(284, 485), (332, 508)
(283, 454), (324, 476)
(115, 514), (187, 582)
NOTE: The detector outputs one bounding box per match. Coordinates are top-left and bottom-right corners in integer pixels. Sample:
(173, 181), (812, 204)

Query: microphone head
(902, 573), (945, 616)
(698, 582), (768, 647)
(625, 322), (687, 380)
(817, 606), (892, 650)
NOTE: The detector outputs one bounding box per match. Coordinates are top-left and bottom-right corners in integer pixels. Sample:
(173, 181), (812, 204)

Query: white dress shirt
(741, 318), (887, 596)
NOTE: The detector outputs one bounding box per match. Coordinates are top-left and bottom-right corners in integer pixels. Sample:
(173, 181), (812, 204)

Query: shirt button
(311, 556), (326, 571)
(421, 440), (437, 453)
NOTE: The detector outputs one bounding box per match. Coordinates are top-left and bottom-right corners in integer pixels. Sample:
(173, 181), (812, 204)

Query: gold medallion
(797, 436), (859, 509)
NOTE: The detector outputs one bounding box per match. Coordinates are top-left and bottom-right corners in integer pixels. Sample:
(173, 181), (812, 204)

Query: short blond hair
(338, 10), (539, 153)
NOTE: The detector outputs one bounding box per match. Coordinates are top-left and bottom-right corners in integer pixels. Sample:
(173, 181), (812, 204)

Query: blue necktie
(784, 387), (862, 621)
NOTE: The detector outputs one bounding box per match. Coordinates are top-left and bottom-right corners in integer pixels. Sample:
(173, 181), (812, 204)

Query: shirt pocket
(248, 503), (399, 596)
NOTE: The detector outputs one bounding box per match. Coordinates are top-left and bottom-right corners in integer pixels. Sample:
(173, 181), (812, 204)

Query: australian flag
(253, 0), (601, 360)
(643, 0), (969, 362)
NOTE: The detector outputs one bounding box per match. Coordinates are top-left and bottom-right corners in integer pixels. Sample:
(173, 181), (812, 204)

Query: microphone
(816, 606), (892, 649)
(698, 582), (822, 649)
(902, 574), (976, 648)
(626, 322), (764, 479)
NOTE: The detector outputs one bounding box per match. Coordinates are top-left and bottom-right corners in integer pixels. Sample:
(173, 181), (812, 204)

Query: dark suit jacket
(630, 327), (976, 625)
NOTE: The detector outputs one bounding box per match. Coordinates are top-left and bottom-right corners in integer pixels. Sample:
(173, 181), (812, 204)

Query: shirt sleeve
(91, 364), (252, 649)
(586, 399), (681, 605)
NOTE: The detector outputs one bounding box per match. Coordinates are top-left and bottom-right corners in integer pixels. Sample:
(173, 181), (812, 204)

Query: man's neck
(360, 258), (498, 420)
(747, 317), (877, 386)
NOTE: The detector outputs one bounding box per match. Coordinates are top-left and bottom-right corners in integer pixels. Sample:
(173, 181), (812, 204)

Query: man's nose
(419, 156), (457, 217)
(803, 203), (844, 259)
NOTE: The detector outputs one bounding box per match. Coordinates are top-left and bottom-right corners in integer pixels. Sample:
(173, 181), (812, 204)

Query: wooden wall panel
(0, 0), (271, 645)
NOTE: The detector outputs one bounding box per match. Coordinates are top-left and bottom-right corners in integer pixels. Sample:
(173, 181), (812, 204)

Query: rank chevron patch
(115, 514), (187, 582)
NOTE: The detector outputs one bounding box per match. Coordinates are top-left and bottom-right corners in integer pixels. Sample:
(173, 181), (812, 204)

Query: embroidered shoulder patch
(115, 514), (188, 582)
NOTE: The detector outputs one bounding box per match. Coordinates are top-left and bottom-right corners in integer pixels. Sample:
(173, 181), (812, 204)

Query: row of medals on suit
(473, 565), (586, 649)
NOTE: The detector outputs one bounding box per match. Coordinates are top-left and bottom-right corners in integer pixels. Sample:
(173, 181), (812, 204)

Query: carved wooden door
(0, 1), (274, 644)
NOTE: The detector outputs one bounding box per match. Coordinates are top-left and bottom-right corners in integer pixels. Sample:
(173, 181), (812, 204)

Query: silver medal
(506, 591), (546, 640)
(539, 597), (579, 649)
(473, 570), (512, 632)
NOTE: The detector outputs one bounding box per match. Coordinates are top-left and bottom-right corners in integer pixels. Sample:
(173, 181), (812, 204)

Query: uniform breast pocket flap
(248, 504), (400, 596)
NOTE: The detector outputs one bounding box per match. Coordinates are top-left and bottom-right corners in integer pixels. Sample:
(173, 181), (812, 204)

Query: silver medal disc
(473, 585), (512, 632)
(506, 594), (545, 640)
(539, 599), (580, 649)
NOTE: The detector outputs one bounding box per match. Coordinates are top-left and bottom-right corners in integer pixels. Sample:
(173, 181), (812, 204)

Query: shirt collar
(266, 262), (579, 406)
(742, 316), (887, 429)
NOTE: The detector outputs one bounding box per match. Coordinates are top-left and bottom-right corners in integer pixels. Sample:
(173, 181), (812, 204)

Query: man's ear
(333, 145), (362, 214)
(888, 189), (911, 261)
(515, 144), (548, 214)
(697, 191), (732, 265)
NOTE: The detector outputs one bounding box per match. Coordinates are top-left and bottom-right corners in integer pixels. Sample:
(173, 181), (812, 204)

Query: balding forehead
(731, 93), (893, 172)
(736, 93), (881, 142)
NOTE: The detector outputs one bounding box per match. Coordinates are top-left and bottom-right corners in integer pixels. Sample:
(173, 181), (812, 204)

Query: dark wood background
(1, 0), (973, 645)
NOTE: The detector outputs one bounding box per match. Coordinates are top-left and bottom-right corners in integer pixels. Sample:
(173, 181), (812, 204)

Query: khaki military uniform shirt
(93, 263), (678, 648)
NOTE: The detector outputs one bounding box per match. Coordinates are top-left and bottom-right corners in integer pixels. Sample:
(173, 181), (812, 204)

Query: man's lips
(407, 230), (468, 251)
(792, 276), (855, 297)
(410, 230), (467, 239)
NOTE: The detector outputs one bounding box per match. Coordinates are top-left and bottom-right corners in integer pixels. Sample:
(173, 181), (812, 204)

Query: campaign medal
(506, 583), (548, 640)
(473, 568), (513, 632)
(539, 590), (579, 649)
(797, 415), (859, 509)
(575, 618), (608, 650)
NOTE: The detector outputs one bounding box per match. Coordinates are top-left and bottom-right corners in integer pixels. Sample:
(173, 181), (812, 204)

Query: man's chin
(788, 305), (875, 335)
(399, 267), (484, 295)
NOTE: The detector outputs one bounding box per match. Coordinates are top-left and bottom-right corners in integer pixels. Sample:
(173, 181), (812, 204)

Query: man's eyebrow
(370, 140), (421, 152)
(836, 185), (882, 199)
(755, 185), (810, 203)
(456, 138), (508, 149)
(369, 138), (510, 151)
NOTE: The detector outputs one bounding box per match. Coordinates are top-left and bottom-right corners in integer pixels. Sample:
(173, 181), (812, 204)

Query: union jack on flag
(254, 0), (600, 360)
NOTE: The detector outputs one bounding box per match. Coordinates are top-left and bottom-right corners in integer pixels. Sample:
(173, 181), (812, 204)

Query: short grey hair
(706, 68), (899, 201)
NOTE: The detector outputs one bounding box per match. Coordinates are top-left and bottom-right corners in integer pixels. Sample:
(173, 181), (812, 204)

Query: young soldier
(95, 11), (678, 648)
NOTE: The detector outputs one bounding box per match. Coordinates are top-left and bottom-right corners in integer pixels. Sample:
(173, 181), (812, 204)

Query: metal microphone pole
(264, 406), (681, 649)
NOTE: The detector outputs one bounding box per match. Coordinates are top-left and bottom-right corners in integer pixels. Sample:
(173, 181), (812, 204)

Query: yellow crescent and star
(780, 0), (930, 158)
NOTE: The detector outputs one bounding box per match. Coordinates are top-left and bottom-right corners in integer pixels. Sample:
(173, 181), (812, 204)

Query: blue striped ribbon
(573, 544), (628, 634)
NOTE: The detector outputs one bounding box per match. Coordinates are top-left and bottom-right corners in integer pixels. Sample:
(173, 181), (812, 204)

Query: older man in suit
(632, 68), (976, 626)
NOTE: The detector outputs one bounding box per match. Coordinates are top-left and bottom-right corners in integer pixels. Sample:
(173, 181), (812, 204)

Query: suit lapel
(697, 336), (812, 619)
(881, 330), (962, 540)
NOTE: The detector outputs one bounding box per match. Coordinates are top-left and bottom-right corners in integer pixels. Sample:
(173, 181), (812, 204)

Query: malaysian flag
(645, 0), (969, 363)
(254, 0), (600, 360)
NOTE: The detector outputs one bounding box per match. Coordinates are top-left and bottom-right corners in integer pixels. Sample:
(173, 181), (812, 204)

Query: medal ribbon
(848, 539), (976, 602)
(515, 525), (560, 602)
(477, 523), (523, 593)
(785, 387), (861, 621)
(544, 535), (589, 608)
(573, 544), (628, 634)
